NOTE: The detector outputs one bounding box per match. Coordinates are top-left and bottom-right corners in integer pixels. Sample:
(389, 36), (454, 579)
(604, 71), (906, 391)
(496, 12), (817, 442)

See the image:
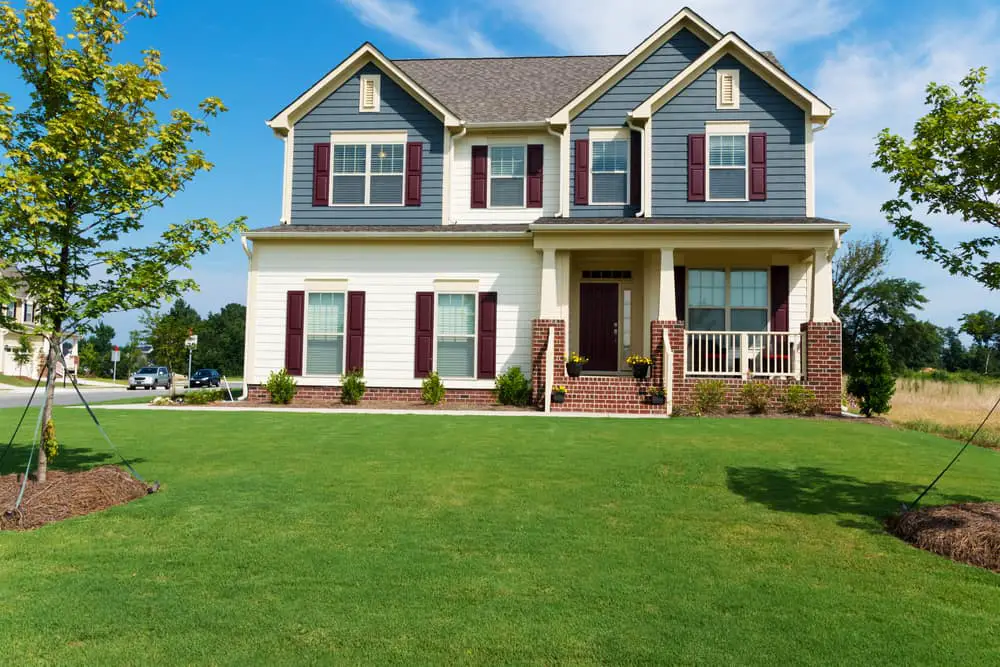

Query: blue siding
(291, 62), (444, 225)
(651, 55), (806, 217)
(569, 28), (709, 217)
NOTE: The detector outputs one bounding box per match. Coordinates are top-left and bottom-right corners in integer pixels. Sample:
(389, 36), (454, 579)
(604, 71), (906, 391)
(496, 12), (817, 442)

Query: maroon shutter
(470, 145), (488, 209)
(526, 144), (544, 208)
(630, 130), (642, 208)
(687, 135), (705, 201)
(674, 266), (686, 321)
(574, 139), (589, 205)
(749, 132), (767, 201)
(345, 291), (366, 372)
(284, 291), (305, 375)
(415, 292), (434, 378)
(312, 143), (330, 206)
(405, 142), (423, 206)
(770, 266), (789, 331)
(477, 292), (498, 379)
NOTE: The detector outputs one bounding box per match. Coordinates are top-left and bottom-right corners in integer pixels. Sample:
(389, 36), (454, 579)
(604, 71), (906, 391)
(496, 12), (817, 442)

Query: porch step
(551, 375), (666, 415)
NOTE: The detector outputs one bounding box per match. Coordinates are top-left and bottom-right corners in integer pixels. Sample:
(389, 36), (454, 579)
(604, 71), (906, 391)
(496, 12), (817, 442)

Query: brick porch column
(650, 319), (686, 412)
(802, 321), (842, 414)
(531, 319), (566, 407)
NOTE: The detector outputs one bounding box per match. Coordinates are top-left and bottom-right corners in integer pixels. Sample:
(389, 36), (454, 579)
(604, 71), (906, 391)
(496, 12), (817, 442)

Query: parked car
(190, 368), (221, 388)
(127, 366), (171, 390)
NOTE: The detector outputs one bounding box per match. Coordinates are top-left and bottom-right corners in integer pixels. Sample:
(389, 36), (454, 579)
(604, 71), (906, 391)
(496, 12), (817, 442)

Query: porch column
(540, 248), (559, 318)
(811, 247), (835, 322)
(657, 247), (676, 320)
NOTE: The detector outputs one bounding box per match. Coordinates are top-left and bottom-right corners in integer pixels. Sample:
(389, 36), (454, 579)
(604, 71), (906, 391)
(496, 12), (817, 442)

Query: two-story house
(241, 7), (846, 414)
(0, 271), (79, 379)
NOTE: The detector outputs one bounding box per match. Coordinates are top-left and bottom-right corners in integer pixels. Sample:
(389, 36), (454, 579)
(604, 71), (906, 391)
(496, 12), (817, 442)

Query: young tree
(12, 334), (34, 378)
(0, 1), (245, 481)
(847, 335), (896, 417)
(959, 310), (1000, 373)
(874, 68), (1000, 290)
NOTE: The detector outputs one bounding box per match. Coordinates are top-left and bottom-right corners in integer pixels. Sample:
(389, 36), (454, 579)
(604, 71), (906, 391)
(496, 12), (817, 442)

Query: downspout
(238, 236), (253, 401)
(626, 116), (645, 218)
(546, 124), (564, 217)
(449, 124), (468, 224)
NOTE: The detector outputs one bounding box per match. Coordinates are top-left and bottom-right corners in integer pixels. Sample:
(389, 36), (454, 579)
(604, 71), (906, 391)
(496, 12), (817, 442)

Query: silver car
(128, 366), (171, 390)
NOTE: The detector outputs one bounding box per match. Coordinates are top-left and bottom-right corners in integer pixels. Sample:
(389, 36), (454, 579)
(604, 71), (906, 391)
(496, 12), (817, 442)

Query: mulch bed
(887, 503), (1000, 573)
(1, 466), (153, 531)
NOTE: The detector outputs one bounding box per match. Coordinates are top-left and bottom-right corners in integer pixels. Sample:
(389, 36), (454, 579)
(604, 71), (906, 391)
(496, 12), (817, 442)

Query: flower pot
(645, 394), (666, 406)
(632, 363), (650, 380)
(551, 392), (566, 404)
(566, 361), (584, 378)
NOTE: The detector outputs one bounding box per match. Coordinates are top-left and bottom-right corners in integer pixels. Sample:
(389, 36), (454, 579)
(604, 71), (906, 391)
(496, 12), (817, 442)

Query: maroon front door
(579, 282), (619, 372)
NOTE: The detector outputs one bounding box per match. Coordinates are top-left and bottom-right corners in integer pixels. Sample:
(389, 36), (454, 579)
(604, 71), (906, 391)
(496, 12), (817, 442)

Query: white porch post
(540, 248), (559, 318)
(811, 247), (835, 322)
(657, 247), (676, 320)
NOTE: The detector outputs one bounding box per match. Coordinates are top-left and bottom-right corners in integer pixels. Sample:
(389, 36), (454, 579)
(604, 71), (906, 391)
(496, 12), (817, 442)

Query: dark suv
(190, 368), (221, 388)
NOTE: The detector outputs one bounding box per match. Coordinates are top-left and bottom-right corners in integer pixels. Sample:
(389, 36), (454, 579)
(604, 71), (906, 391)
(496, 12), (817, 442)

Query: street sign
(185, 334), (198, 349)
(111, 347), (120, 363)
(138, 344), (154, 354)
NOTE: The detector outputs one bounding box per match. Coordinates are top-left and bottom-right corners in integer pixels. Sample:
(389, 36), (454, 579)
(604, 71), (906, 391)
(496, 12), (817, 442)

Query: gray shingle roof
(247, 224), (530, 235)
(396, 56), (622, 123)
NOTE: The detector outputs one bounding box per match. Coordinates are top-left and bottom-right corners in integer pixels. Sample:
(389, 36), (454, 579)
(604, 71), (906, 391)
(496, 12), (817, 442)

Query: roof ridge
(396, 54), (623, 63)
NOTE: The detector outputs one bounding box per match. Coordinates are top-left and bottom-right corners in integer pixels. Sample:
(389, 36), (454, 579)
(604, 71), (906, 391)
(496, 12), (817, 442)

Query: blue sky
(1, 0), (998, 341)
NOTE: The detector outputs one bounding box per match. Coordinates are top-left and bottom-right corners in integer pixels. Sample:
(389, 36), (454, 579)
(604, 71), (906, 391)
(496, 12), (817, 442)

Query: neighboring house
(242, 7), (846, 414)
(0, 275), (79, 379)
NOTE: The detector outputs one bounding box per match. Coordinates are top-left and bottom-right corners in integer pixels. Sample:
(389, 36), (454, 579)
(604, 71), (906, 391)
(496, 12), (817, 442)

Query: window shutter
(363, 78), (376, 108)
(477, 292), (497, 379)
(770, 266), (789, 332)
(415, 292), (434, 378)
(405, 141), (423, 206)
(749, 132), (767, 201)
(345, 291), (366, 373)
(630, 130), (642, 209)
(284, 291), (305, 376)
(574, 139), (589, 205)
(312, 143), (330, 206)
(674, 266), (686, 321)
(470, 145), (488, 209)
(687, 135), (705, 202)
(526, 144), (544, 208)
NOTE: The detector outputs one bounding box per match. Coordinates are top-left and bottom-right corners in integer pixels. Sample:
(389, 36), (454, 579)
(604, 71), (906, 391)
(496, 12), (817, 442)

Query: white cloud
(341, 0), (503, 57)
(501, 0), (856, 53)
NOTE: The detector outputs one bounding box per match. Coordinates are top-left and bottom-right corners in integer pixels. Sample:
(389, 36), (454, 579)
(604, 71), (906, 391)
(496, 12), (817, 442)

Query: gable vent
(716, 69), (740, 110)
(360, 74), (381, 112)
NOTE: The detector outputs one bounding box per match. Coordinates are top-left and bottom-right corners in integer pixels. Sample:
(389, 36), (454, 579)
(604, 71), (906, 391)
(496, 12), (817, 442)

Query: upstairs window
(489, 146), (525, 207)
(589, 129), (629, 205)
(331, 136), (405, 206)
(716, 69), (740, 109)
(359, 74), (381, 112)
(707, 131), (747, 201)
(22, 301), (35, 324)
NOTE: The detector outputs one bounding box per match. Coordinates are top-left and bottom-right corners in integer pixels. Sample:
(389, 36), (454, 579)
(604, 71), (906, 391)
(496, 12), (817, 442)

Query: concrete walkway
(83, 403), (670, 419)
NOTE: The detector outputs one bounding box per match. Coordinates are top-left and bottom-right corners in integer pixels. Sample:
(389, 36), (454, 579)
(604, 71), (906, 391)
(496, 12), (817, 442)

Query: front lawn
(0, 410), (998, 664)
(0, 373), (38, 387)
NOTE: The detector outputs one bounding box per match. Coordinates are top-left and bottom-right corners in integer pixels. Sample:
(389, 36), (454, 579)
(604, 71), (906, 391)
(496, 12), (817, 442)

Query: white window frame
(22, 301), (34, 325)
(359, 74), (381, 113)
(329, 131), (407, 207)
(302, 290), (347, 377)
(3, 302), (15, 321)
(686, 267), (770, 331)
(588, 127), (631, 206)
(487, 144), (527, 209)
(716, 69), (740, 110)
(434, 291), (478, 380)
(705, 121), (749, 203)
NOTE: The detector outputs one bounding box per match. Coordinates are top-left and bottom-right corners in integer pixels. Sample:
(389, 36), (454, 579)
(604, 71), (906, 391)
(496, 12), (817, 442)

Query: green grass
(1, 411), (998, 665)
(0, 373), (37, 387)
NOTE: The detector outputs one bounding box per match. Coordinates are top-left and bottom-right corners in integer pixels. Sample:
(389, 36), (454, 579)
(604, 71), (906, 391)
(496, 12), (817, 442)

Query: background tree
(196, 303), (246, 376)
(833, 234), (891, 314)
(958, 310), (1000, 373)
(77, 323), (116, 377)
(940, 327), (971, 372)
(0, 1), (245, 481)
(874, 67), (1000, 290)
(143, 299), (201, 373)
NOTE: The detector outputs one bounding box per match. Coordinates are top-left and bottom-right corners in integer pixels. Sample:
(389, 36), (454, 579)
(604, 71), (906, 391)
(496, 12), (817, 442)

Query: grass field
(1, 409), (998, 664)
(890, 378), (1000, 447)
(0, 373), (37, 388)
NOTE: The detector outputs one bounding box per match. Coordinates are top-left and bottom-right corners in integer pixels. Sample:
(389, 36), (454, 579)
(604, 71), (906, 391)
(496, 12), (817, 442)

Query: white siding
(789, 262), (810, 332)
(250, 240), (541, 388)
(450, 131), (560, 224)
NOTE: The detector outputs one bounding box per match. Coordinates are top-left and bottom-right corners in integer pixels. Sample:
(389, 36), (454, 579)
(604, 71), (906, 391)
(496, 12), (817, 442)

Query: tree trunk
(986, 348), (992, 375)
(37, 340), (59, 482)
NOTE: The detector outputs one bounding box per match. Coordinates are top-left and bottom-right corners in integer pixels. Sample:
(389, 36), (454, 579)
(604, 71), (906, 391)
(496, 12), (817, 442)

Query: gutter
(238, 236), (253, 401)
(244, 231), (532, 241)
(448, 125), (468, 224)
(530, 222), (852, 233)
(625, 115), (645, 217)
(546, 124), (565, 217)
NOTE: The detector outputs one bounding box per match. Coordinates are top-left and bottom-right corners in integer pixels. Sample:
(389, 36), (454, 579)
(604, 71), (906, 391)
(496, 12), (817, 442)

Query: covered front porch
(529, 223), (844, 414)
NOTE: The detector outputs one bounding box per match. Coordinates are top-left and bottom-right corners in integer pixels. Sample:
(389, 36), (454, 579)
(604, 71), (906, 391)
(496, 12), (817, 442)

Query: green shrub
(42, 418), (58, 460)
(265, 368), (298, 405)
(782, 385), (818, 415)
(692, 379), (726, 415)
(184, 389), (223, 405)
(847, 335), (895, 416)
(741, 381), (773, 414)
(341, 369), (366, 405)
(421, 371), (446, 405)
(494, 366), (531, 406)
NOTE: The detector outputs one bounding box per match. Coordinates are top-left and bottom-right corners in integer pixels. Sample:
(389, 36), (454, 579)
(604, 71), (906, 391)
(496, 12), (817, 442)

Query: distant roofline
(395, 54), (625, 63)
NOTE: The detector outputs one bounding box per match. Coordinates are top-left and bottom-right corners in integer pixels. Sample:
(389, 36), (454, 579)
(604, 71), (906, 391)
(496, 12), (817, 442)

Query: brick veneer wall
(246, 384), (497, 406)
(531, 319), (566, 406)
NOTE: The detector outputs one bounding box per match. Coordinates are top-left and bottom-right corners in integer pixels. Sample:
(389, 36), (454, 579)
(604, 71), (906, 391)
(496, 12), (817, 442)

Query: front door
(579, 282), (619, 372)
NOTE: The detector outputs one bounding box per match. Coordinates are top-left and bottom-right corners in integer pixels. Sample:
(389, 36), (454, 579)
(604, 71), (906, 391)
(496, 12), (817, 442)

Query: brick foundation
(246, 384), (497, 406)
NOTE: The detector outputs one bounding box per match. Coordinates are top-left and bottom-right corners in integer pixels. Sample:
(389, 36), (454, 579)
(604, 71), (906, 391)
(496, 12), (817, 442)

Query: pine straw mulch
(0, 466), (153, 531)
(887, 503), (1000, 573)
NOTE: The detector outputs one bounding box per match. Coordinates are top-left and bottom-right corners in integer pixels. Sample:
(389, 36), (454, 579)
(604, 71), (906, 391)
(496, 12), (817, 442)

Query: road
(0, 383), (244, 409)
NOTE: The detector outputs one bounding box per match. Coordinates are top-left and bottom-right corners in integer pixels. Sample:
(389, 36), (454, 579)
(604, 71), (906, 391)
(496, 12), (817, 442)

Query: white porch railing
(684, 331), (803, 379)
